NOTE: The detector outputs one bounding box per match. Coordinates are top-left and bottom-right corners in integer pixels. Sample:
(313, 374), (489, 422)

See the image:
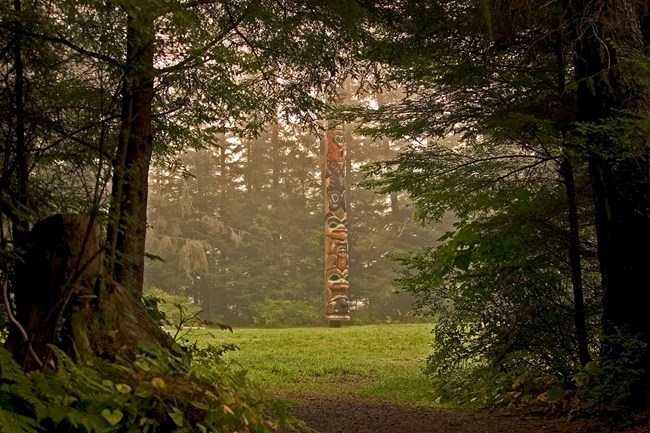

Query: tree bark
(553, 27), (591, 367)
(560, 156), (591, 367)
(9, 0), (30, 258)
(106, 7), (155, 298)
(5, 214), (175, 371)
(567, 0), (650, 409)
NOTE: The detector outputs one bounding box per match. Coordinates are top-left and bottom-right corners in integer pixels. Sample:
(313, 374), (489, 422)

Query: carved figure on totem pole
(324, 105), (350, 323)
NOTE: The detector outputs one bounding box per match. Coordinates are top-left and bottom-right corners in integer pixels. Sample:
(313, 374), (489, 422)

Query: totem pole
(324, 92), (350, 325)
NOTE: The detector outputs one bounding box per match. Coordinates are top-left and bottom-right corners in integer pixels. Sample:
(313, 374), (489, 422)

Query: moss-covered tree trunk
(5, 214), (175, 371)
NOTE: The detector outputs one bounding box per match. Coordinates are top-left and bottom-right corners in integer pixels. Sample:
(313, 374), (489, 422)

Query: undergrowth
(0, 341), (300, 432)
(427, 352), (649, 425)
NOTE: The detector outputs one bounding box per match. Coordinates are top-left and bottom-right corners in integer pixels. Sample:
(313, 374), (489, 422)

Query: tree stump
(5, 214), (176, 370)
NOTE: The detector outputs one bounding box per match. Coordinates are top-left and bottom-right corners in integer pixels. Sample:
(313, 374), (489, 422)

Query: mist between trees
(143, 109), (449, 328)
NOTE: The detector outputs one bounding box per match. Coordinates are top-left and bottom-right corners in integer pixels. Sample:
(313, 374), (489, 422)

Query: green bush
(572, 330), (648, 417)
(426, 361), (553, 408)
(426, 333), (650, 420)
(0, 344), (299, 432)
(143, 286), (203, 328)
(255, 299), (321, 328)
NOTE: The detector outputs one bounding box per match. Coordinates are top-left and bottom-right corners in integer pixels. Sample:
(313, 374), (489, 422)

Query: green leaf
(101, 408), (124, 426)
(0, 348), (30, 385)
(573, 372), (590, 387)
(583, 361), (600, 376)
(537, 386), (564, 403)
(453, 250), (471, 271)
(546, 386), (564, 402)
(168, 407), (184, 427)
(437, 230), (455, 242)
(191, 401), (210, 410)
(116, 383), (132, 394)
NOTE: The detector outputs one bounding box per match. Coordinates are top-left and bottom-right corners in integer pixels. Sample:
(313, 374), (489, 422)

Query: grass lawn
(183, 323), (436, 406)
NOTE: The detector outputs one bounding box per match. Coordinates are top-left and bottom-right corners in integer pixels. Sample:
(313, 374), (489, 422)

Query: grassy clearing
(183, 323), (437, 406)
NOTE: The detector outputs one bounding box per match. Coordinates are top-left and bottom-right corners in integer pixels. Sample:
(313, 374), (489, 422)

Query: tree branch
(156, 9), (247, 74)
(2, 277), (44, 369)
(14, 28), (124, 69)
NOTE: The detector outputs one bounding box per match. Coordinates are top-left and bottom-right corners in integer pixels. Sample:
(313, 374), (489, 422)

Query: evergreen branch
(465, 158), (552, 194)
(224, 1), (276, 87)
(181, 0), (224, 8)
(402, 151), (554, 180)
(15, 28), (123, 69)
(156, 8), (248, 75)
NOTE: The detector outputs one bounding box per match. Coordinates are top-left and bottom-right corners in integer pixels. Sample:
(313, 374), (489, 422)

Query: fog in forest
(143, 102), (455, 327)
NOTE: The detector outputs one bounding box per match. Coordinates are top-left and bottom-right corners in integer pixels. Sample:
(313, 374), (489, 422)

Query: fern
(0, 349), (42, 427)
(0, 408), (42, 433)
(0, 348), (29, 385)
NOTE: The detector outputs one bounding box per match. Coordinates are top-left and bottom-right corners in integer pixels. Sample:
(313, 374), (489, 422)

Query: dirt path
(285, 395), (650, 433)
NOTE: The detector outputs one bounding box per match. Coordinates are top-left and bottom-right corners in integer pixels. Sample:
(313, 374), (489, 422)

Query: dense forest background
(143, 100), (446, 327)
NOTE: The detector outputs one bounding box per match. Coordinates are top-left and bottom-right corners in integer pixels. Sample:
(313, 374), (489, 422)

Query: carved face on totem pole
(326, 168), (346, 214)
(335, 244), (347, 272)
(326, 129), (345, 165)
(327, 269), (349, 292)
(325, 214), (348, 241)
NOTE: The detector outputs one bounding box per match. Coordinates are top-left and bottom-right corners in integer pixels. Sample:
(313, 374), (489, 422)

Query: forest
(1, 0), (649, 432)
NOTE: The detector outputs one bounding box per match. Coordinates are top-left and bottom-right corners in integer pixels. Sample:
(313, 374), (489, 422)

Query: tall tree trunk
(567, 0), (650, 409)
(216, 133), (228, 188)
(106, 6), (155, 298)
(553, 27), (591, 367)
(560, 156), (591, 367)
(10, 0), (29, 258)
(271, 123), (280, 189)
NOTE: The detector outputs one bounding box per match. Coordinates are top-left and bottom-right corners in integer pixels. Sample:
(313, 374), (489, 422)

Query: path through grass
(186, 324), (435, 405)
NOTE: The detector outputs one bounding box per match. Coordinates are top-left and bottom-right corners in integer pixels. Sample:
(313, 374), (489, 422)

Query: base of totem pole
(327, 314), (350, 328)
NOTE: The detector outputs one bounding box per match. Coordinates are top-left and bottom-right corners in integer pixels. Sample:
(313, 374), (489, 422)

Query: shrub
(0, 344), (299, 432)
(572, 330), (648, 417)
(255, 300), (321, 328)
(143, 286), (203, 328)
